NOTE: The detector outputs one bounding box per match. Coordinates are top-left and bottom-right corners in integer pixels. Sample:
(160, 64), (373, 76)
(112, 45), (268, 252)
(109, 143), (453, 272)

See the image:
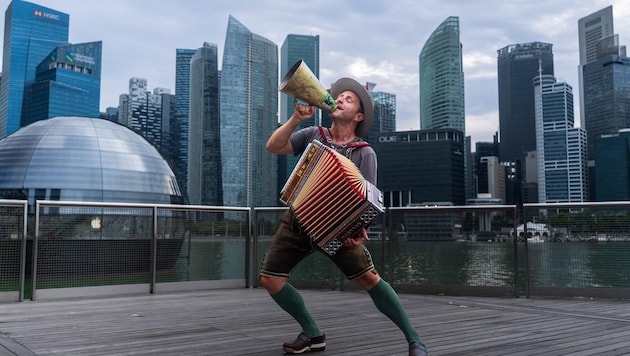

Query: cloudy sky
(2, 0), (629, 145)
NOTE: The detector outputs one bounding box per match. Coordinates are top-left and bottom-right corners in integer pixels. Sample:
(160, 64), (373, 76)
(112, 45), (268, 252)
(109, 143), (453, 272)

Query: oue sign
(379, 136), (397, 143)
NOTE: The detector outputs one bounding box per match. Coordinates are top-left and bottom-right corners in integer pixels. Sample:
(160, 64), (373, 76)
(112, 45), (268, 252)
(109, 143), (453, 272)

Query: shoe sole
(283, 344), (326, 354)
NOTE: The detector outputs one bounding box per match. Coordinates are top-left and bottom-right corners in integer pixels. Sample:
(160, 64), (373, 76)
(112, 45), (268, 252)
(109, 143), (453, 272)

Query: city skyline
(1, 0), (629, 145)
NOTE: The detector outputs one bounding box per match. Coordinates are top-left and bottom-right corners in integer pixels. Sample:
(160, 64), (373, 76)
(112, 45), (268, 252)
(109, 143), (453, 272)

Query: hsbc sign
(33, 10), (60, 20)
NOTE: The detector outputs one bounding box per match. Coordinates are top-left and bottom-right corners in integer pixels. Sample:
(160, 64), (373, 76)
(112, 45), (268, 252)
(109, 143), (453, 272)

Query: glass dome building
(0, 116), (183, 207)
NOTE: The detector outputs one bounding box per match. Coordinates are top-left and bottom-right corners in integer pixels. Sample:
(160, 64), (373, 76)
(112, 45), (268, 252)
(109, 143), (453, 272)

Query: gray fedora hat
(330, 78), (374, 137)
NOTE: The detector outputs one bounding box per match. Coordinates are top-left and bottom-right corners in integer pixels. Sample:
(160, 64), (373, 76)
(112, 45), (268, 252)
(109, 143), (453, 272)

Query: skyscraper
(278, 34), (320, 199)
(187, 42), (222, 206)
(477, 156), (505, 203)
(220, 16), (278, 209)
(117, 78), (171, 152)
(578, 6), (614, 64)
(368, 91), (396, 144)
(173, 48), (197, 200)
(280, 34), (320, 125)
(577, 6), (614, 125)
(372, 129), (466, 207)
(0, 0), (69, 138)
(419, 16), (466, 206)
(158, 91), (177, 172)
(581, 35), (630, 160)
(594, 130), (630, 201)
(497, 42), (554, 163)
(21, 41), (102, 127)
(419, 16), (465, 134)
(534, 74), (587, 203)
(472, 135), (500, 199)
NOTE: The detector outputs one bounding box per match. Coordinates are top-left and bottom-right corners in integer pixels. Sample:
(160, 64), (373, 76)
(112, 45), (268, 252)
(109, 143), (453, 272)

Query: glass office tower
(534, 75), (587, 203)
(369, 91), (396, 144)
(278, 34), (320, 202)
(220, 16), (278, 209)
(187, 42), (222, 206)
(582, 37), (630, 160)
(372, 129), (466, 207)
(280, 34), (320, 125)
(497, 42), (554, 163)
(594, 130), (630, 201)
(420, 17), (466, 205)
(577, 6), (614, 125)
(0, 0), (69, 138)
(22, 41), (102, 127)
(419, 16), (465, 134)
(250, 33), (279, 208)
(173, 48), (197, 198)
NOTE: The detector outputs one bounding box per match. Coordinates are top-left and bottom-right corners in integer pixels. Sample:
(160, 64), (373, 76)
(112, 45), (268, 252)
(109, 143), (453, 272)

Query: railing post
(512, 205), (519, 298)
(31, 201), (40, 301)
(245, 207), (252, 288)
(380, 207), (387, 279)
(18, 200), (28, 302)
(150, 206), (157, 294)
(251, 208), (259, 288)
(387, 208), (395, 284)
(522, 206), (530, 298)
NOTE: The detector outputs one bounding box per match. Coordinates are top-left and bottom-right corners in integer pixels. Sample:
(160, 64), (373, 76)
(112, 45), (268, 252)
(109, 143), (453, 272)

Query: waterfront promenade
(1, 288), (629, 355)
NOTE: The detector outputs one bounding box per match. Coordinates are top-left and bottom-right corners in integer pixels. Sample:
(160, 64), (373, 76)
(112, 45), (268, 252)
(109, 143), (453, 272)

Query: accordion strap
(318, 126), (370, 152)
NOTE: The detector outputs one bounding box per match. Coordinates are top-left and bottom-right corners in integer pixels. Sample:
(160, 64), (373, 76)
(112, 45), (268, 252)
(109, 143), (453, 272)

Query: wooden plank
(0, 289), (629, 355)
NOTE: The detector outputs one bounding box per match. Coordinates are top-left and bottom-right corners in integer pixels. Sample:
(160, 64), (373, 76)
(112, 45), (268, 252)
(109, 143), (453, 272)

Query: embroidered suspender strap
(318, 126), (333, 146)
(317, 126), (371, 149)
(345, 141), (371, 149)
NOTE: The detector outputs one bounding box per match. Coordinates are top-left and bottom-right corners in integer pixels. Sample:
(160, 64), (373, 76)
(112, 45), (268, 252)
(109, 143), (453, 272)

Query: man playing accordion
(260, 77), (428, 356)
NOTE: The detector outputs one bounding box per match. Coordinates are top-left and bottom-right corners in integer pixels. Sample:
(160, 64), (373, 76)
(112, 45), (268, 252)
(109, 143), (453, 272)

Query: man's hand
(343, 228), (369, 247)
(292, 103), (314, 122)
(266, 104), (314, 154)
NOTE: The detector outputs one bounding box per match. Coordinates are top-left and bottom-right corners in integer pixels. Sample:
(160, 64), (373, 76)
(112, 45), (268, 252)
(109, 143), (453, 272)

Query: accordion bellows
(281, 139), (384, 255)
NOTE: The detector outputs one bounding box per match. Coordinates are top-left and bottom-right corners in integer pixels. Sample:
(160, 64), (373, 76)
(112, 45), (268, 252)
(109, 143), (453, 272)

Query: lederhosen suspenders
(317, 126), (370, 158)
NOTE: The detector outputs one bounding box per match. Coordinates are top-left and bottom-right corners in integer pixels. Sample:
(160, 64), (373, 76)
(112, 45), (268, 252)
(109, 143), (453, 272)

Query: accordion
(280, 139), (384, 255)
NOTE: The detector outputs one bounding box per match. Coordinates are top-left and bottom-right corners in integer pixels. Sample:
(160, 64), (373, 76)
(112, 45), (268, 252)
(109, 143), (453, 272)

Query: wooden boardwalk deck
(1, 288), (629, 355)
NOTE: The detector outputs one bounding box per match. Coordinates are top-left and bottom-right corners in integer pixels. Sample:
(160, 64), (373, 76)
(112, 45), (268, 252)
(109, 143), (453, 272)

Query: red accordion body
(280, 139), (384, 255)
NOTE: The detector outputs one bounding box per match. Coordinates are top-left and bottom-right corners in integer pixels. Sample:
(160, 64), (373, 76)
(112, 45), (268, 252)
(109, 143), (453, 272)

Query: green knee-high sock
(271, 283), (322, 337)
(368, 279), (422, 344)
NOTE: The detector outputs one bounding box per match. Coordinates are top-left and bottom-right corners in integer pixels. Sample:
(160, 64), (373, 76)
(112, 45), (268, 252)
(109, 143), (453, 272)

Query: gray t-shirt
(290, 126), (378, 185)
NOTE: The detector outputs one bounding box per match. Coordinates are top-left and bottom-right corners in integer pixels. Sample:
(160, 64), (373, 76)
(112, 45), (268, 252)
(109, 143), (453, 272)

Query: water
(167, 239), (630, 290)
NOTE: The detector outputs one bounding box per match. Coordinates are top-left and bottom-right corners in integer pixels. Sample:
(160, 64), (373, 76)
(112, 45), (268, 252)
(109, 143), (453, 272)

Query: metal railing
(0, 200), (28, 302)
(522, 202), (630, 299)
(2, 199), (630, 302)
(252, 202), (630, 299)
(2, 200), (250, 301)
